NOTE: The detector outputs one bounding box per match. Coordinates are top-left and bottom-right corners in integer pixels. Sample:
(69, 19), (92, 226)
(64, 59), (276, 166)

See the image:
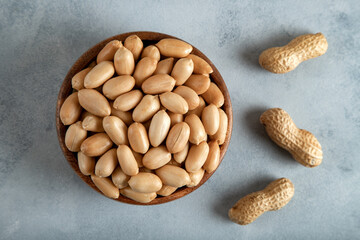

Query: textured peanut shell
(228, 178), (294, 225)
(259, 33), (328, 74)
(260, 108), (323, 167)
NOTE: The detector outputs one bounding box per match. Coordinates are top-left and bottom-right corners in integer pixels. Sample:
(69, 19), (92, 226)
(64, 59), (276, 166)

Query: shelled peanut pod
(60, 35), (228, 203)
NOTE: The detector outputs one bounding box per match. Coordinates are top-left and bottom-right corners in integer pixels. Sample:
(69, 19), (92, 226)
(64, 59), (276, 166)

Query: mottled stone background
(0, 0), (359, 239)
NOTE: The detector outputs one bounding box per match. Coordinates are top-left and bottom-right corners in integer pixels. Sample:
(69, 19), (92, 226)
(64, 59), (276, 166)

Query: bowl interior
(56, 31), (233, 205)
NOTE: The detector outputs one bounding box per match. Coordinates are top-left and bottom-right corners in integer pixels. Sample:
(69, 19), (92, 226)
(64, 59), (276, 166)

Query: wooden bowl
(56, 31), (233, 205)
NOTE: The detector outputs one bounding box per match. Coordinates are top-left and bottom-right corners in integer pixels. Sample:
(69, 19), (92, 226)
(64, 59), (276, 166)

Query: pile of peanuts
(60, 35), (228, 203)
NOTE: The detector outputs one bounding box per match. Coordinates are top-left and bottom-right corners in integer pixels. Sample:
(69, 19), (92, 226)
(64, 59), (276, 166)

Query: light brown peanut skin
(260, 108), (323, 167)
(259, 33), (328, 74)
(228, 178), (294, 225)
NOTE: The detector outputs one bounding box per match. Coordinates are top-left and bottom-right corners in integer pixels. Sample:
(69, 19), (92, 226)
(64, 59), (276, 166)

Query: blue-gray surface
(0, 0), (359, 239)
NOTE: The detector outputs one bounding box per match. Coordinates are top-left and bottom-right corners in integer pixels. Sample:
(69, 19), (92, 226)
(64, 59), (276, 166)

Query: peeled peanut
(184, 74), (211, 95)
(80, 111), (92, 120)
(124, 35), (143, 61)
(113, 90), (143, 112)
(260, 108), (323, 167)
(154, 57), (174, 74)
(157, 185), (177, 196)
(141, 45), (160, 61)
(229, 178), (294, 225)
(128, 122), (149, 154)
(185, 142), (209, 173)
(132, 150), (143, 167)
(160, 92), (188, 114)
(166, 122), (190, 153)
(133, 57), (158, 87)
(72, 67), (92, 90)
(187, 96), (205, 117)
(117, 145), (139, 176)
(171, 58), (194, 85)
(110, 104), (133, 126)
(201, 82), (224, 108)
(167, 159), (181, 167)
(202, 104), (220, 135)
(132, 95), (161, 122)
(80, 133), (113, 157)
(156, 38), (193, 58)
(187, 168), (205, 187)
(97, 40), (122, 63)
(114, 47), (135, 75)
(259, 33), (328, 74)
(142, 74), (176, 94)
(60, 92), (82, 125)
(111, 166), (130, 189)
(168, 112), (183, 127)
(128, 172), (162, 193)
(78, 89), (111, 117)
(82, 114), (104, 132)
(173, 142), (189, 164)
(203, 141), (220, 173)
(173, 86), (199, 110)
(95, 148), (118, 177)
(84, 61), (115, 89)
(155, 165), (191, 188)
(187, 54), (213, 75)
(91, 174), (119, 199)
(103, 116), (128, 145)
(102, 75), (135, 100)
(210, 108), (228, 145)
(185, 114), (207, 145)
(120, 187), (157, 203)
(142, 146), (171, 170)
(65, 121), (87, 152)
(149, 110), (171, 147)
(77, 151), (95, 176)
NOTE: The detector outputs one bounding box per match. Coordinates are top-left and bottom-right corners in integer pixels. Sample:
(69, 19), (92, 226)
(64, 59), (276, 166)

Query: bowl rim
(56, 31), (233, 205)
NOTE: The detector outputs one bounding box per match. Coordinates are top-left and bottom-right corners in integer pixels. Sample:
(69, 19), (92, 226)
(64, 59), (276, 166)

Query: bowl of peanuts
(56, 31), (233, 205)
